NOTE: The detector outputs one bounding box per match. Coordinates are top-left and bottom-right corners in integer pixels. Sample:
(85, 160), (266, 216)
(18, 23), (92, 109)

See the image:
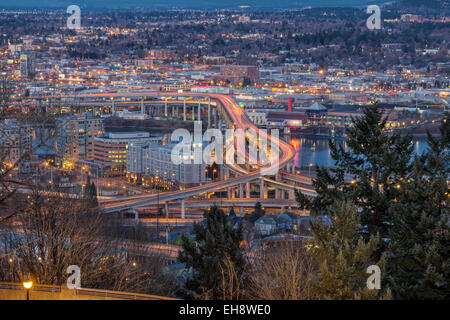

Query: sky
(0, 0), (394, 9)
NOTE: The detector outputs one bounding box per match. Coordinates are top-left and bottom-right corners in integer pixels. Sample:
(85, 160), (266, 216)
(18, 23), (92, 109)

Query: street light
(23, 281), (32, 300)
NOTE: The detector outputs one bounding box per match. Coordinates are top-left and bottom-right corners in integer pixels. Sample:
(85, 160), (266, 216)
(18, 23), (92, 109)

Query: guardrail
(0, 282), (179, 300)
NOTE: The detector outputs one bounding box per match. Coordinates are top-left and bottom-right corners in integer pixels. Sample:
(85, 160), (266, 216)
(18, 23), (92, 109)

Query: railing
(0, 282), (62, 293)
(74, 288), (178, 300)
(0, 282), (179, 300)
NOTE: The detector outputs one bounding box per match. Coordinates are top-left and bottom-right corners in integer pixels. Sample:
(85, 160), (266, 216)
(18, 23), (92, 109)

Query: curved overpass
(36, 91), (316, 212)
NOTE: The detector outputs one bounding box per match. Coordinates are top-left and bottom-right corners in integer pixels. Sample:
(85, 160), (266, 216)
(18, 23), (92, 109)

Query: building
(56, 117), (79, 165)
(135, 59), (153, 68)
(94, 132), (160, 176)
(148, 49), (176, 60)
(20, 52), (35, 79)
(56, 114), (104, 165)
(218, 65), (259, 84)
(0, 119), (33, 165)
(266, 111), (308, 128)
(127, 142), (207, 189)
(401, 14), (422, 22)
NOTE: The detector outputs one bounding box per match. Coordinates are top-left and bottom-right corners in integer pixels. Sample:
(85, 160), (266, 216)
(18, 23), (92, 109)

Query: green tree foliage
(178, 205), (245, 299)
(297, 106), (414, 241)
(387, 115), (450, 299)
(84, 175), (98, 207)
(309, 200), (390, 300)
(244, 202), (265, 224)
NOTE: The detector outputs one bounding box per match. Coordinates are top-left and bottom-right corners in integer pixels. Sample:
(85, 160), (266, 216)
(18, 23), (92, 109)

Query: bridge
(24, 91), (317, 217)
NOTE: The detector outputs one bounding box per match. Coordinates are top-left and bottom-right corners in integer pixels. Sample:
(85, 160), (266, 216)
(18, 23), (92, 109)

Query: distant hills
(0, 0), (396, 10)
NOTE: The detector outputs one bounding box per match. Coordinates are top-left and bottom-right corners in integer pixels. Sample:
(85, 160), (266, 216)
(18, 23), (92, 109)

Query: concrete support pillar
(181, 199), (185, 219)
(140, 99), (144, 115)
(134, 209), (139, 224)
(240, 206), (243, 214)
(165, 201), (169, 219)
(111, 99), (115, 114)
(192, 105), (195, 121)
(183, 100), (187, 121)
(246, 182), (250, 199)
(227, 187), (231, 199)
(239, 184), (243, 198)
(225, 167), (229, 180)
(275, 188), (281, 199)
(260, 179), (264, 199)
(164, 101), (168, 117)
(198, 102), (201, 122)
(288, 190), (295, 200)
(208, 99), (211, 127)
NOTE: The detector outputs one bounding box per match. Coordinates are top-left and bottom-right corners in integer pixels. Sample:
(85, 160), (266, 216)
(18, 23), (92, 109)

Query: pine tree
(309, 200), (390, 300)
(178, 205), (245, 299)
(297, 106), (414, 241)
(244, 201), (265, 224)
(90, 182), (98, 207)
(387, 115), (450, 299)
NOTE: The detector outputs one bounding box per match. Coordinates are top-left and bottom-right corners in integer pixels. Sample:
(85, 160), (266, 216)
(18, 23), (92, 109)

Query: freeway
(37, 91), (316, 212)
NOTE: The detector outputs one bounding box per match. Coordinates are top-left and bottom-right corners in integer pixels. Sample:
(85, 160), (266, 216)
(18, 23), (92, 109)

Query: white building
(127, 142), (207, 188)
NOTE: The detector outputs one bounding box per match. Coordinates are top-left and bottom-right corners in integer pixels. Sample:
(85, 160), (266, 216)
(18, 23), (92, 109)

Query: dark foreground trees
(178, 205), (246, 299)
(0, 188), (179, 296)
(296, 107), (449, 300)
(386, 115), (449, 299)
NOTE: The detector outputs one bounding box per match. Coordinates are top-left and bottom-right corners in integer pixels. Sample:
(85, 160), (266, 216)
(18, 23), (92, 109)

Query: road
(35, 91), (316, 212)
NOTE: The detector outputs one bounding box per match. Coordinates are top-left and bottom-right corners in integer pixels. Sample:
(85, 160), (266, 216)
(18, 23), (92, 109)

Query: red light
(290, 138), (299, 150)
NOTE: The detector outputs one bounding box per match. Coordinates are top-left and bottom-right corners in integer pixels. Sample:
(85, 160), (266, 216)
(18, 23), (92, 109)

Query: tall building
(56, 114), (104, 165)
(0, 119), (33, 165)
(94, 132), (161, 176)
(20, 52), (35, 79)
(77, 114), (104, 161)
(127, 142), (207, 189)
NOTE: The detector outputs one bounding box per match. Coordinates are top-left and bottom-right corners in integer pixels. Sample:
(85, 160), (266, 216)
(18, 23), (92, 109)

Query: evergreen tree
(83, 175), (98, 207)
(178, 205), (245, 299)
(387, 115), (450, 299)
(244, 202), (265, 224)
(309, 200), (390, 300)
(297, 106), (414, 241)
(90, 182), (98, 207)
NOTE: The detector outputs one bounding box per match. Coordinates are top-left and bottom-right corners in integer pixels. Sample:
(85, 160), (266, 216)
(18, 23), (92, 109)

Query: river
(290, 136), (430, 168)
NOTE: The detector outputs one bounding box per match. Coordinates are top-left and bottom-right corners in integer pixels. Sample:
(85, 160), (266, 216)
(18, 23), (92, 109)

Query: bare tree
(0, 188), (179, 297)
(0, 78), (55, 225)
(246, 241), (316, 300)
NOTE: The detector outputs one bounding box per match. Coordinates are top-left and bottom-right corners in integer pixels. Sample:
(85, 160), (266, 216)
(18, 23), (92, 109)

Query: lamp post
(309, 163), (313, 178)
(23, 281), (32, 300)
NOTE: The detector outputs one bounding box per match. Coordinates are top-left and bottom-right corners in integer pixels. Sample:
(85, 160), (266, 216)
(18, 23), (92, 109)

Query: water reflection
(291, 136), (430, 168)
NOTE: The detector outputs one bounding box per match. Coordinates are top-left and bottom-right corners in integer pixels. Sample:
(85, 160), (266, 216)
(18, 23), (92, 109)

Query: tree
(0, 188), (179, 297)
(83, 175), (98, 207)
(308, 200), (390, 300)
(178, 205), (246, 299)
(244, 201), (265, 224)
(247, 241), (316, 300)
(386, 115), (450, 299)
(0, 78), (54, 225)
(296, 106), (414, 242)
